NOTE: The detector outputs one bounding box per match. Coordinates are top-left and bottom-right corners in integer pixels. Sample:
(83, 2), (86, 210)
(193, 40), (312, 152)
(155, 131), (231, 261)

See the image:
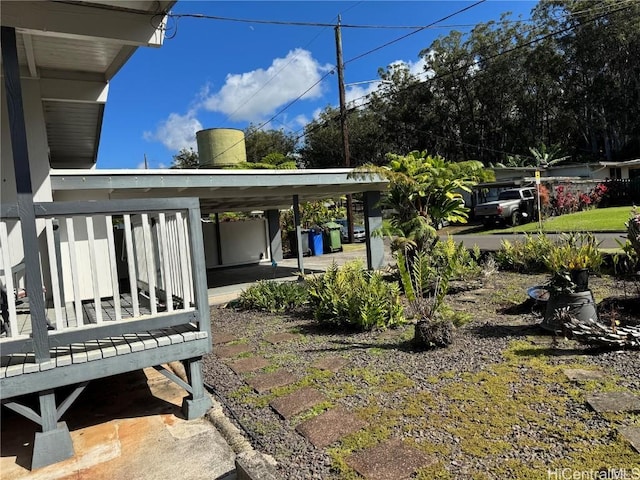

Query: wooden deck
(6, 293), (153, 337)
(0, 292), (210, 400)
(1, 323), (207, 379)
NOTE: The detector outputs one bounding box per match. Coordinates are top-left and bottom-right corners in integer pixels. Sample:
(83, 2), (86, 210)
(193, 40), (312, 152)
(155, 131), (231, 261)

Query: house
(0, 1), (387, 470)
(598, 159), (640, 180)
(471, 161), (640, 208)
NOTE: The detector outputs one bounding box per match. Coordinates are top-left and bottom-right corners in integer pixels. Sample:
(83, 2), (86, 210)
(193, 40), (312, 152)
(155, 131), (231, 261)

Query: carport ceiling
(50, 168), (388, 213)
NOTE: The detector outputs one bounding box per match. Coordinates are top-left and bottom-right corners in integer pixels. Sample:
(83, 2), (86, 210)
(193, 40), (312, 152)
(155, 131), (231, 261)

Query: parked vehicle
(474, 187), (537, 227)
(335, 219), (366, 242)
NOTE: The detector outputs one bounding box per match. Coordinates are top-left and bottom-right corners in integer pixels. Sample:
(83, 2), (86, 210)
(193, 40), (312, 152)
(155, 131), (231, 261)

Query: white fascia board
(40, 78), (109, 104)
(1, 1), (168, 47)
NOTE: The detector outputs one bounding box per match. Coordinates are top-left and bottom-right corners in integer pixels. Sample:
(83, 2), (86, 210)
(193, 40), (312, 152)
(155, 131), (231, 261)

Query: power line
(294, 1), (637, 152)
(344, 0), (487, 66)
(338, 2), (637, 122)
(207, 1), (489, 164)
(168, 12), (495, 30)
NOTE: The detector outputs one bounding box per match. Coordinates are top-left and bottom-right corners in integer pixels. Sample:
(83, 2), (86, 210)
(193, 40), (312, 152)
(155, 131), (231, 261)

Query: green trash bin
(322, 222), (343, 253)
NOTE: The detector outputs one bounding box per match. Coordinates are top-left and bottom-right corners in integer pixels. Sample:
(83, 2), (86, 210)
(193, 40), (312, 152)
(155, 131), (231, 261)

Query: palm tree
(528, 143), (570, 169)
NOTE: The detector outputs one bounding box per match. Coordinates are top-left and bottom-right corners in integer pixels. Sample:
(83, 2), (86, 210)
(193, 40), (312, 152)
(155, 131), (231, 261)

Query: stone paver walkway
(619, 427), (640, 453)
(218, 329), (640, 478)
(346, 439), (435, 480)
(586, 392), (640, 413)
(311, 356), (349, 372)
(247, 369), (297, 393)
(228, 356), (270, 374)
(270, 387), (326, 420)
(295, 407), (367, 448)
(215, 343), (252, 358)
(212, 333), (237, 345)
(562, 367), (607, 382)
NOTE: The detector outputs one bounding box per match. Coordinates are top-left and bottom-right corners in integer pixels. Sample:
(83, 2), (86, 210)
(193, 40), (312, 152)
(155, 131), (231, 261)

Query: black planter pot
(570, 269), (589, 292)
(542, 289), (597, 332)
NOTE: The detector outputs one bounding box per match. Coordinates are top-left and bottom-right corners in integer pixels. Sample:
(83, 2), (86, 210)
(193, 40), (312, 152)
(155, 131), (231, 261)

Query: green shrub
(494, 233), (555, 272)
(430, 237), (481, 280)
(306, 261), (405, 331)
(237, 280), (308, 313)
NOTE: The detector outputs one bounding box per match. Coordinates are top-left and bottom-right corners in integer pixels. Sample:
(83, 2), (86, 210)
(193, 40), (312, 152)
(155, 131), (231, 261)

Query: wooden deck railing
(0, 197), (210, 358)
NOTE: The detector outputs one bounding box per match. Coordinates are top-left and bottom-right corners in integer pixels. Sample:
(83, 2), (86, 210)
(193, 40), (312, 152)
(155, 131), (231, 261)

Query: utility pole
(335, 15), (355, 243)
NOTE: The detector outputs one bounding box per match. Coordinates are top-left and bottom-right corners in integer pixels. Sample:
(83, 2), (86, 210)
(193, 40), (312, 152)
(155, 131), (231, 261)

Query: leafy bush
(542, 232), (603, 273)
(306, 261), (404, 331)
(430, 237), (482, 280)
(237, 280), (308, 313)
(494, 233), (555, 272)
(613, 207), (640, 275)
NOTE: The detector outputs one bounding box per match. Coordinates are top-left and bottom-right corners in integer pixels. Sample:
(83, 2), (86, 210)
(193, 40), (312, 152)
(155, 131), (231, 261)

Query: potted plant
(543, 232), (602, 292)
(397, 246), (455, 349)
(541, 233), (602, 331)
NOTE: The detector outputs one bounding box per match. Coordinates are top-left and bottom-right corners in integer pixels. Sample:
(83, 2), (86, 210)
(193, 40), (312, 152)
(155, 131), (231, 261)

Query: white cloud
(143, 110), (202, 152)
(136, 160), (168, 169)
(389, 56), (431, 79)
(345, 83), (379, 108)
(202, 48), (332, 122)
(292, 114), (309, 128)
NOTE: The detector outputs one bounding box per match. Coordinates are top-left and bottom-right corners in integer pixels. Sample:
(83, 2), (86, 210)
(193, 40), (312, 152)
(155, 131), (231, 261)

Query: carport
(50, 168), (389, 280)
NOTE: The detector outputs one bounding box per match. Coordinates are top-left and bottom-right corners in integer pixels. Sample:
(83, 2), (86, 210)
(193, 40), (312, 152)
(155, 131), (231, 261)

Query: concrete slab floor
(0, 368), (236, 480)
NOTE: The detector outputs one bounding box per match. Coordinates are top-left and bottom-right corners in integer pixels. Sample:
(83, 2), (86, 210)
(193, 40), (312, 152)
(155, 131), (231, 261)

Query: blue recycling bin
(309, 227), (324, 256)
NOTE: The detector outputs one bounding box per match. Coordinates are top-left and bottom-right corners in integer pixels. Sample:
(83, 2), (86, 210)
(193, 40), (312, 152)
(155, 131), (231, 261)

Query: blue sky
(97, 1), (536, 169)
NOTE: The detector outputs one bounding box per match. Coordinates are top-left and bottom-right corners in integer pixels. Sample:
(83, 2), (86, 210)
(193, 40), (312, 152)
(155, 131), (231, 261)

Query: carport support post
(364, 191), (384, 270)
(265, 209), (282, 262)
(293, 195), (304, 275)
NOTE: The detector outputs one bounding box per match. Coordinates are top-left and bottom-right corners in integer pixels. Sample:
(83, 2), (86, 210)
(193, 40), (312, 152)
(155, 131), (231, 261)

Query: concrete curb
(206, 399), (279, 480)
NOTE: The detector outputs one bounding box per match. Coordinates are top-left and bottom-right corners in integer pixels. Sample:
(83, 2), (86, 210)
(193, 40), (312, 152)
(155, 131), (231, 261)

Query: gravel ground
(202, 271), (640, 479)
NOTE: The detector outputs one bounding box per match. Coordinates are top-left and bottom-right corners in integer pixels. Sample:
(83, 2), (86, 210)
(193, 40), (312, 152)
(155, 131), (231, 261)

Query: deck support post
(31, 390), (74, 469)
(181, 357), (211, 420)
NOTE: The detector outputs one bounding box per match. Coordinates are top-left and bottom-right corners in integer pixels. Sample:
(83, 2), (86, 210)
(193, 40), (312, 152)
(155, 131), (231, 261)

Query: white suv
(335, 219), (366, 242)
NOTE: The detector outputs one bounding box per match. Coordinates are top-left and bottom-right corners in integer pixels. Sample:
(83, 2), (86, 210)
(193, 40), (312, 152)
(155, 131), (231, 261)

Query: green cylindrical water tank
(196, 128), (246, 167)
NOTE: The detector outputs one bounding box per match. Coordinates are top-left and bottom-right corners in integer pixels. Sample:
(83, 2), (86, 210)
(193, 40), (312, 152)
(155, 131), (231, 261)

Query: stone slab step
(270, 387), (326, 420)
(213, 333), (237, 345)
(215, 344), (252, 358)
(563, 368), (607, 382)
(311, 356), (349, 372)
(247, 369), (297, 394)
(228, 356), (270, 374)
(346, 438), (435, 480)
(619, 426), (640, 453)
(586, 392), (640, 413)
(296, 407), (366, 448)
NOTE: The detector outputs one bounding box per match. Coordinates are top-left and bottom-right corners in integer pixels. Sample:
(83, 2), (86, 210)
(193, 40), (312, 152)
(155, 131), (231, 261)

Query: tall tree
(243, 124), (298, 164)
(299, 106), (389, 168)
(171, 148), (199, 169)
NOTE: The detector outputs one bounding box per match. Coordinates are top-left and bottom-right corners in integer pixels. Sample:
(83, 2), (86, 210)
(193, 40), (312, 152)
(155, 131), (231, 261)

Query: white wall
(53, 191), (112, 301)
(219, 218), (270, 266)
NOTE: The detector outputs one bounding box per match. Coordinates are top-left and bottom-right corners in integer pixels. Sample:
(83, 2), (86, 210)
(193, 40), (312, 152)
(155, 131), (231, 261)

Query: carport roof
(50, 168), (388, 213)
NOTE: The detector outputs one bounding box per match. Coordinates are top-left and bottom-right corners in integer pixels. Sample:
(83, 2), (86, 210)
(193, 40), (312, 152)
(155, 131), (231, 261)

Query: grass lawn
(498, 206), (634, 233)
